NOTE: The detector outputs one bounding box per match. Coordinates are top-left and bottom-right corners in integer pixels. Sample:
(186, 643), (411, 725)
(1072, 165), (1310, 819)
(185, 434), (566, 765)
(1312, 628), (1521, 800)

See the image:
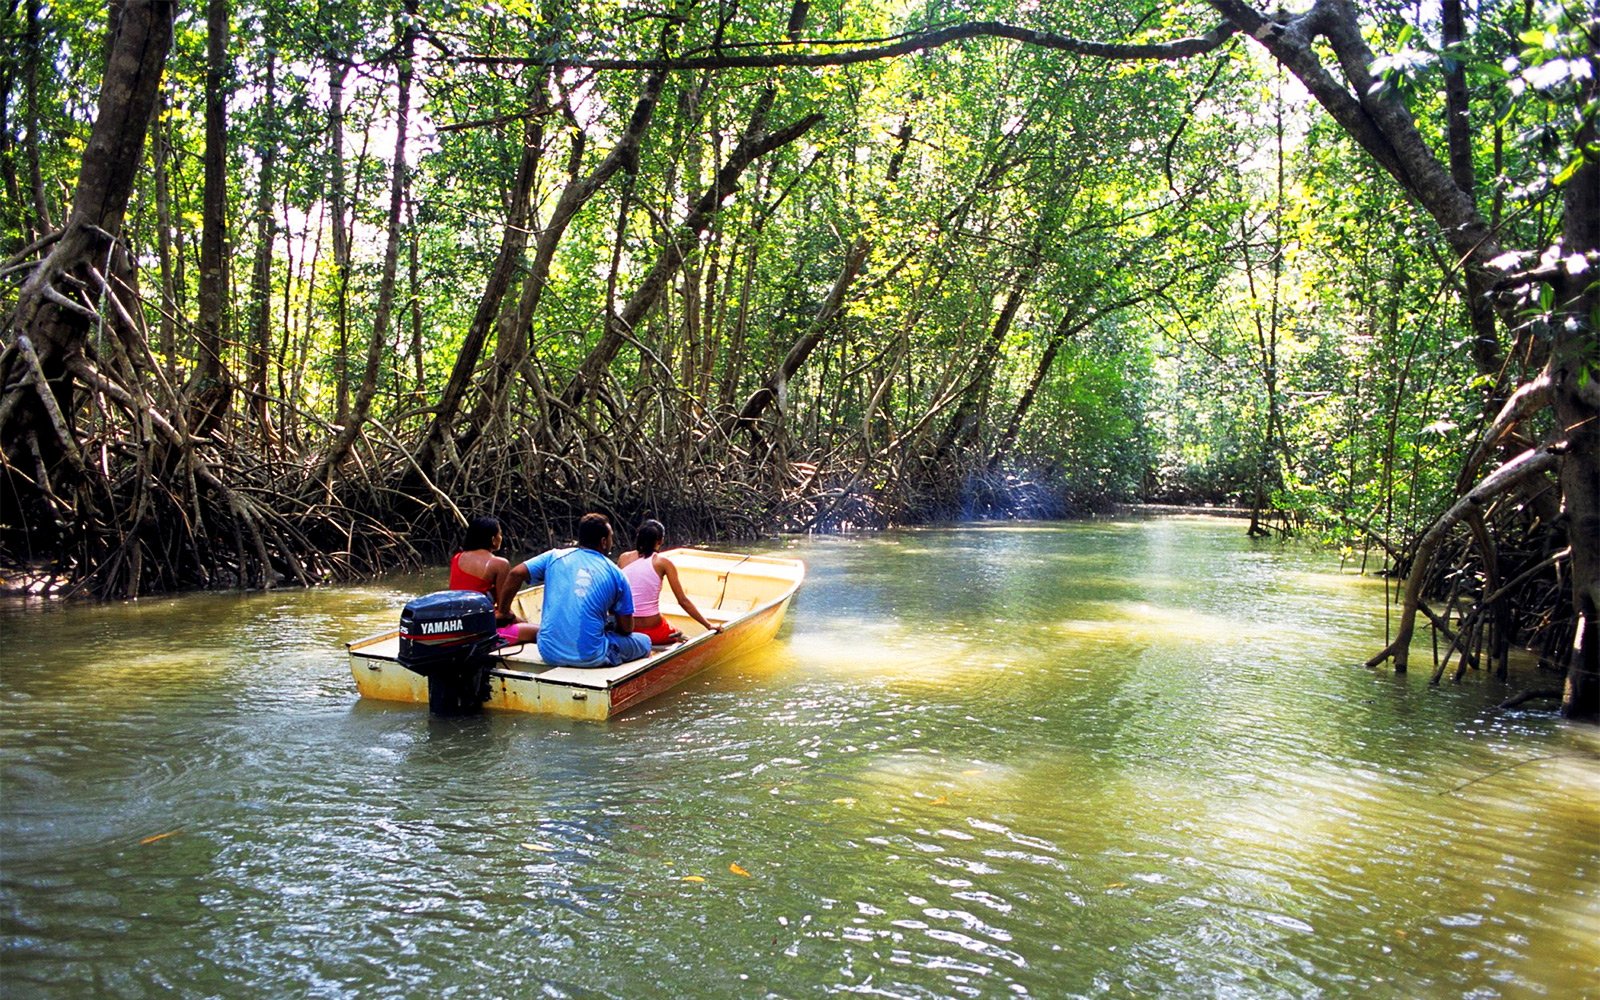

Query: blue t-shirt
(522, 547), (635, 667)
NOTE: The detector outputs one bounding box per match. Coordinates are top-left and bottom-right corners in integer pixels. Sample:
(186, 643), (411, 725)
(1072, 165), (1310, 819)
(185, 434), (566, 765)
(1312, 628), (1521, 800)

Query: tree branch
(1458, 369), (1553, 490)
(447, 19), (1239, 71)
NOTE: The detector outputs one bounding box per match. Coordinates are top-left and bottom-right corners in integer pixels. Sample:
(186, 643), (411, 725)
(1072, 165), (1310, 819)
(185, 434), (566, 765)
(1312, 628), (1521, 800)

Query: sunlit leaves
(15, 0), (1581, 538)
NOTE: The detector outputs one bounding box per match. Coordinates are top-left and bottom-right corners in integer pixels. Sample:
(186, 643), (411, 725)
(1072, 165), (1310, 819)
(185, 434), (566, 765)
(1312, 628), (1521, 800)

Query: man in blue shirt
(496, 513), (652, 668)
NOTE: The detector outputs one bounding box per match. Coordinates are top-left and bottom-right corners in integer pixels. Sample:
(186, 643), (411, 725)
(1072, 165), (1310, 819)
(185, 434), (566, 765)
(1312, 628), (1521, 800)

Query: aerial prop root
(1367, 445), (1562, 672)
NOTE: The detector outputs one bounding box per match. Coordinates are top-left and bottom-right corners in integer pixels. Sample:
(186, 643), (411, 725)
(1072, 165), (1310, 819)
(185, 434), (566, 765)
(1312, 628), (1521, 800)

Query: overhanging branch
(446, 19), (1239, 71)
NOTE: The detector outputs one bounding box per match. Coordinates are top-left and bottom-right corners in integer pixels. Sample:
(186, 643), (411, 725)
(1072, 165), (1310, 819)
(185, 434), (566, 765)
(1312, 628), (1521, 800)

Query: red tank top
(449, 551), (494, 595)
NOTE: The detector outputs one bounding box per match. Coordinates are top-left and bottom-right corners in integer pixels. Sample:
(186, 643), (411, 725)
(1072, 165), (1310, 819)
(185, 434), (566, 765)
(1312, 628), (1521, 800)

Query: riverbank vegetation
(1, 1), (1594, 717)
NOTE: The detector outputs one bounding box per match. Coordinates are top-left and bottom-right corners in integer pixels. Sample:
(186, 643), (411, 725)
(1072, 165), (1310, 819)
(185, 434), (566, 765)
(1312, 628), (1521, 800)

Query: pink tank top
(622, 554), (662, 616)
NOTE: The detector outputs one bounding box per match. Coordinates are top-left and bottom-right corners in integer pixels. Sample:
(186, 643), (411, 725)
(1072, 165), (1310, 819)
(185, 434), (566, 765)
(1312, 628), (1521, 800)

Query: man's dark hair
(576, 513), (612, 550)
(461, 514), (500, 552)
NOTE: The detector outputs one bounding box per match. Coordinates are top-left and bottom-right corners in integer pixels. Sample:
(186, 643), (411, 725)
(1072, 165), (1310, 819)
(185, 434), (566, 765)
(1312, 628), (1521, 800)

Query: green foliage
(1023, 331), (1156, 502)
(7, 0), (1581, 541)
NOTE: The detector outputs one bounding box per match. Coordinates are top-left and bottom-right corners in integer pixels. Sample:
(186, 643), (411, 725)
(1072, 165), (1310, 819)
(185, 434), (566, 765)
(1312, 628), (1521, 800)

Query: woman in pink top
(617, 519), (721, 645)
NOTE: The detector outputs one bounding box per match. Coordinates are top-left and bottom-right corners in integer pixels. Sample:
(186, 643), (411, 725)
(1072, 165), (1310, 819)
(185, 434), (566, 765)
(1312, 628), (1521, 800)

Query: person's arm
(496, 561), (529, 624)
(487, 557), (524, 624)
(661, 556), (721, 632)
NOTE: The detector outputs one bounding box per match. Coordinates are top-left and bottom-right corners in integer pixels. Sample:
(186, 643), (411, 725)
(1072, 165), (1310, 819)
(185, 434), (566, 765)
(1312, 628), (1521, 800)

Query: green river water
(1, 516), (1597, 998)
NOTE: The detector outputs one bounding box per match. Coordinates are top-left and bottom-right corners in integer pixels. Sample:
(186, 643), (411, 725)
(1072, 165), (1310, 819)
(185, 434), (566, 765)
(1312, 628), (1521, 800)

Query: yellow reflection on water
(1055, 601), (1246, 647)
(783, 626), (991, 688)
(856, 753), (1017, 789)
(832, 752), (1036, 818)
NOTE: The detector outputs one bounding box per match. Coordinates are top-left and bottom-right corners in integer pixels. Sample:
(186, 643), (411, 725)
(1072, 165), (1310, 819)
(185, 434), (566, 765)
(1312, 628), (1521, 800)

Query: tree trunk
(1440, 0), (1502, 385)
(412, 102), (551, 478)
(246, 44), (279, 442)
(556, 90), (822, 425)
(723, 119), (911, 442)
(4, 0), (172, 382)
(407, 196), (424, 399)
(327, 58), (352, 426)
(0, 0), (174, 529)
(442, 71), (671, 466)
(929, 273), (1035, 463)
(1248, 105), (1285, 538)
(188, 0), (232, 432)
(992, 310), (1100, 463)
(0, 58), (22, 235)
(724, 236), (868, 440)
(23, 0), (53, 240)
(151, 90), (178, 383)
(1552, 95), (1600, 720)
(320, 3), (413, 480)
(719, 231), (761, 412)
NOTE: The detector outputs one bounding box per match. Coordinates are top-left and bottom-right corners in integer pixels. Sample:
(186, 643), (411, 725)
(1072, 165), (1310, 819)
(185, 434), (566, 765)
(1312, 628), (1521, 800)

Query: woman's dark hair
(576, 512), (612, 550)
(462, 515), (501, 552)
(635, 519), (665, 556)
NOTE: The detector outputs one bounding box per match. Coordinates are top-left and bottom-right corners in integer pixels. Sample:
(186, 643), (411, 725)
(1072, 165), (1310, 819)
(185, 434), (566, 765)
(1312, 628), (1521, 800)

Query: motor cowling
(397, 590), (505, 713)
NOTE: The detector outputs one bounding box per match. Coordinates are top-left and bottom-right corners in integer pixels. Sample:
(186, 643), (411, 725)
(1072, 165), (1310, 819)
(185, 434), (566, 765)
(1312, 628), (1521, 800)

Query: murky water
(2, 517), (1597, 998)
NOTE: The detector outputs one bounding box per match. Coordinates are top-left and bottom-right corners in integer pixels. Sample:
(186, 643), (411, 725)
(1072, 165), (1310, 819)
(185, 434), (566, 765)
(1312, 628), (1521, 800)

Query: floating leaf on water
(140, 830), (181, 845)
(729, 863), (751, 877)
(930, 795), (949, 806)
(681, 876), (706, 883)
(521, 842), (555, 853)
(1105, 882), (1128, 889)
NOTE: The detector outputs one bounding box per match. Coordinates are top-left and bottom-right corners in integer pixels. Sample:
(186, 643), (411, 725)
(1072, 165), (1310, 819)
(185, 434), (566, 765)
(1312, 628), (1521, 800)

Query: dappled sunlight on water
(1053, 599), (1247, 648)
(784, 627), (997, 689)
(3, 518), (1598, 998)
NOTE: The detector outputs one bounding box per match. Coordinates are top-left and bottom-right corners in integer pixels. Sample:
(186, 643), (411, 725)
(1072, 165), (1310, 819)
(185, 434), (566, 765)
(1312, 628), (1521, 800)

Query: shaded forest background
(0, 1), (1595, 715)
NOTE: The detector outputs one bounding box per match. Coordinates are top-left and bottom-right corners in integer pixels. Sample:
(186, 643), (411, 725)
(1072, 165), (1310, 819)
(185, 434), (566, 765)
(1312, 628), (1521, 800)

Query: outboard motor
(397, 590), (506, 714)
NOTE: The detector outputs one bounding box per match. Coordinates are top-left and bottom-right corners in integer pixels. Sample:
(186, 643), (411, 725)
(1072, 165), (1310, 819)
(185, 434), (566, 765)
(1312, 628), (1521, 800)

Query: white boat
(347, 549), (805, 720)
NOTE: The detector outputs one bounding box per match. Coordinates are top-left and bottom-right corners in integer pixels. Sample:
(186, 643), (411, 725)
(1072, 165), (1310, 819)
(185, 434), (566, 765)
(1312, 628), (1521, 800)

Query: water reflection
(2, 518), (1598, 997)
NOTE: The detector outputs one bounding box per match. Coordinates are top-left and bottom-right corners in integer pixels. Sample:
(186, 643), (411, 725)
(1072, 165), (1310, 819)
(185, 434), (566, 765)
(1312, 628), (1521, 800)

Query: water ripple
(2, 522), (1598, 998)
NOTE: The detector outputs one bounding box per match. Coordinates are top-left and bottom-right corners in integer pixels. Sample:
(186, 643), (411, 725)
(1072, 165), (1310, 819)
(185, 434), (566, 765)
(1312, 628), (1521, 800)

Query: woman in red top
(451, 515), (538, 645)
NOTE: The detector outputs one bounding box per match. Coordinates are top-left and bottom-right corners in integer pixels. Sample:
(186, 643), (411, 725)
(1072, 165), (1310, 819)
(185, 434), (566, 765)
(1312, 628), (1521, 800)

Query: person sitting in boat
(497, 513), (651, 668)
(618, 519), (722, 646)
(451, 514), (538, 646)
